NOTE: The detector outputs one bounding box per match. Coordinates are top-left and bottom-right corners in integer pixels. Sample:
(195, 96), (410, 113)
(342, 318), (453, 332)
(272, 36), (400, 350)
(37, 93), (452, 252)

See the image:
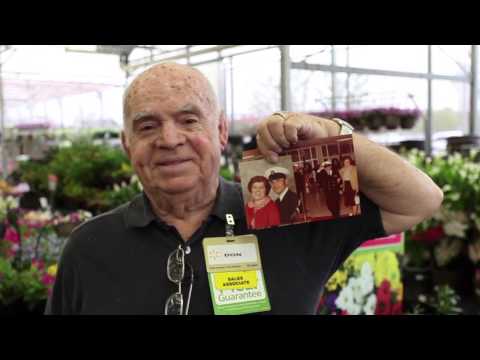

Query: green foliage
(18, 160), (51, 196)
(0, 258), (50, 308)
(220, 166), (234, 181)
(0, 257), (19, 305)
(15, 267), (49, 308)
(18, 140), (133, 213)
(104, 176), (143, 209)
(411, 285), (462, 315)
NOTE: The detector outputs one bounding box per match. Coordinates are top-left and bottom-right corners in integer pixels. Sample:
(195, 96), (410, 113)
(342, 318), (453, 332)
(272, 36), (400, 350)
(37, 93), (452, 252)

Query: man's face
(122, 68), (228, 195)
(271, 178), (287, 194)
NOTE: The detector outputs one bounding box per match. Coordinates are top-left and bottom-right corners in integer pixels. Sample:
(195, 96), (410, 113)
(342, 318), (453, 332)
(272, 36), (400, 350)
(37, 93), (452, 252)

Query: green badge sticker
(203, 234), (271, 315)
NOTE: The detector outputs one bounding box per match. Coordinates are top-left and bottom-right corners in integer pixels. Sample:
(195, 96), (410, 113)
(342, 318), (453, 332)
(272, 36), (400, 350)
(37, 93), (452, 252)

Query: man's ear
(218, 111), (229, 152)
(121, 131), (131, 160)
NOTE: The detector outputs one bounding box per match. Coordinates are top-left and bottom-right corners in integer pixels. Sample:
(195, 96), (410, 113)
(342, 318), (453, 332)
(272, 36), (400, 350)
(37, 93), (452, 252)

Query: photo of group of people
(239, 135), (361, 230)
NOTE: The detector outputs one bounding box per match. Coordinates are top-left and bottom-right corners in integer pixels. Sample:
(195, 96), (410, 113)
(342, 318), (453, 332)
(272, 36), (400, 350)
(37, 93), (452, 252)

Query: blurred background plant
(402, 148), (480, 309)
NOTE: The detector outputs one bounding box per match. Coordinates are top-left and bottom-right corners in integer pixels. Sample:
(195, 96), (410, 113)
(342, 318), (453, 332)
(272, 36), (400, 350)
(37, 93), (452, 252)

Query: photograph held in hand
(239, 134), (361, 230)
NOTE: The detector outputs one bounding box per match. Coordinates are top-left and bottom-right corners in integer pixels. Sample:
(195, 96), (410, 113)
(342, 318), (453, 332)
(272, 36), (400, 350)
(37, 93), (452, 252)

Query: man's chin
(152, 179), (200, 195)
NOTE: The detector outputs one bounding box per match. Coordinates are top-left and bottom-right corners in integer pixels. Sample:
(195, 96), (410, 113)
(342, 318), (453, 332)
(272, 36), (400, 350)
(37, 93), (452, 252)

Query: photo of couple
(240, 135), (361, 230)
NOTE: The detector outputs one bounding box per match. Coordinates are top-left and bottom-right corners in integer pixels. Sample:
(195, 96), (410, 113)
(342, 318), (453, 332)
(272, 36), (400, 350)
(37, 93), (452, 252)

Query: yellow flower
(326, 270), (348, 291)
(374, 251), (401, 290)
(353, 252), (376, 273)
(47, 264), (58, 277)
(396, 284), (404, 302)
(325, 275), (338, 291)
(336, 270), (348, 288)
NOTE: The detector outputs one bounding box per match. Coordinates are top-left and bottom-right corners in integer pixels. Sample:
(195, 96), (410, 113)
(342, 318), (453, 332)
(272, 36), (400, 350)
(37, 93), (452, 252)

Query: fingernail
(269, 153), (279, 163)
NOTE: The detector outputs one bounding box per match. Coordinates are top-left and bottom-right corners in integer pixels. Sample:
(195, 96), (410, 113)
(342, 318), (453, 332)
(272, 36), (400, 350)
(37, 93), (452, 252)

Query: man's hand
(256, 112), (340, 163)
(254, 110), (443, 236)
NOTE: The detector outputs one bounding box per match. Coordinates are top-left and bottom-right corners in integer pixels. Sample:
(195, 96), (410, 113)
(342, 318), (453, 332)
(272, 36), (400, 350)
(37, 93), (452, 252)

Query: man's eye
(184, 118), (198, 125)
(139, 122), (156, 131)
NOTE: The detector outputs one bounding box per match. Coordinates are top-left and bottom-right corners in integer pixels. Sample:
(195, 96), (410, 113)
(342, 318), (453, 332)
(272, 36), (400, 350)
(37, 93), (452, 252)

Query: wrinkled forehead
(124, 64), (216, 118)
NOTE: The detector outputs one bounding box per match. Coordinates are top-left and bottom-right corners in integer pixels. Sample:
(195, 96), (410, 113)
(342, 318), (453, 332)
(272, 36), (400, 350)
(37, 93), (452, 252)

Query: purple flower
(325, 293), (338, 310)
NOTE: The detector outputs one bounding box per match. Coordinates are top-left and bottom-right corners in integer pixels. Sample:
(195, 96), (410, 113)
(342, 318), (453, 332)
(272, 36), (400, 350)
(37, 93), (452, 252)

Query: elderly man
(45, 62), (443, 315)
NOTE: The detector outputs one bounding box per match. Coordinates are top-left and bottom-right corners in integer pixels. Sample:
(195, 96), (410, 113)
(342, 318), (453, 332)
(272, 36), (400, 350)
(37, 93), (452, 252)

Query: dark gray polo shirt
(45, 178), (386, 315)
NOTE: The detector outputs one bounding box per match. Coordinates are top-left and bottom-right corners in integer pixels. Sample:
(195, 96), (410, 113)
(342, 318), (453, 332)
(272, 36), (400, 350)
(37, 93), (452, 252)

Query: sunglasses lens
(165, 292), (183, 315)
(167, 248), (185, 282)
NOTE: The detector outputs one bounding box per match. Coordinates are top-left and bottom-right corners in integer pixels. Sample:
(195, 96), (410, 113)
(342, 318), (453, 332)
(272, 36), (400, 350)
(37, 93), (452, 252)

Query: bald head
(123, 62), (220, 130)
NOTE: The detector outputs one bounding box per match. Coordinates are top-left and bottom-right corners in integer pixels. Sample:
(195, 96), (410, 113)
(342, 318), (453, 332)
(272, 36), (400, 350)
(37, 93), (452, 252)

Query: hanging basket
(367, 116), (384, 130)
(400, 116), (417, 129)
(385, 115), (400, 130)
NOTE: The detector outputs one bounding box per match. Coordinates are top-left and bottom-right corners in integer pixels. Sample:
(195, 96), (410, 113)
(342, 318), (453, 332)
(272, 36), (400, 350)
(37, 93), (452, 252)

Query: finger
(256, 134), (279, 163)
(285, 116), (314, 141)
(267, 119), (290, 149)
(284, 118), (300, 144)
(257, 121), (283, 154)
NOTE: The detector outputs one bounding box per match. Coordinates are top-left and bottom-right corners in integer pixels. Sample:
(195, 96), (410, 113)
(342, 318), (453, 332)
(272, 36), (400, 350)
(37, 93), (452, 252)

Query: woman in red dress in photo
(245, 176), (281, 230)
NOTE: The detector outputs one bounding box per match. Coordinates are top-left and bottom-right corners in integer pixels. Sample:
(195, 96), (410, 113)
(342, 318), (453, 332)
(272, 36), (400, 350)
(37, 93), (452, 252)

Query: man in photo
(266, 166), (300, 225)
(318, 160), (342, 217)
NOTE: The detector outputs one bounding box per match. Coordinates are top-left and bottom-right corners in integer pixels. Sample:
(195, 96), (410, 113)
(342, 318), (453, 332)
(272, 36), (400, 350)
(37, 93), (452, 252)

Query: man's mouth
(155, 158), (192, 168)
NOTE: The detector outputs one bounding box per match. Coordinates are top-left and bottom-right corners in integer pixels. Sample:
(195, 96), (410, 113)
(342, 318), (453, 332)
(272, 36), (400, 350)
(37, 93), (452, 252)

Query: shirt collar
(124, 177), (245, 228)
(278, 187), (289, 201)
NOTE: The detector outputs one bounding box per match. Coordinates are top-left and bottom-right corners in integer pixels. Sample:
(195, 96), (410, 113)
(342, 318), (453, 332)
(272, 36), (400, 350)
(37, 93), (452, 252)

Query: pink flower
(375, 280), (393, 315)
(4, 226), (20, 244)
(391, 302), (402, 315)
(412, 225), (444, 244)
(31, 259), (45, 270)
(41, 273), (56, 287)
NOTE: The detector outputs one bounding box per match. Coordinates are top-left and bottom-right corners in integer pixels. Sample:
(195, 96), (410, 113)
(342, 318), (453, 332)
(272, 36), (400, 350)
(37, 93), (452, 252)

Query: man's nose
(153, 122), (186, 149)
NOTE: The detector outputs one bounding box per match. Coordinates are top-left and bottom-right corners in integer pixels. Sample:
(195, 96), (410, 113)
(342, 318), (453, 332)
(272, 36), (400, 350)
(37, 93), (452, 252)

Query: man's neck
(145, 179), (219, 240)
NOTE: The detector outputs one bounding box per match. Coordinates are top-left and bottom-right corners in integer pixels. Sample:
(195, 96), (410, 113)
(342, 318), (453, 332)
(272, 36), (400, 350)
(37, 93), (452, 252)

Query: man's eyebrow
(131, 111), (155, 124)
(175, 103), (203, 115)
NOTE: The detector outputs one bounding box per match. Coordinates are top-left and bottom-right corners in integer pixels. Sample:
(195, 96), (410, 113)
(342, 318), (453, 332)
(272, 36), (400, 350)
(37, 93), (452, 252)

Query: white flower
(363, 294), (377, 315)
(360, 277), (374, 297)
(418, 294), (427, 303)
(475, 217), (480, 233)
(443, 220), (468, 238)
(335, 285), (354, 312)
(113, 184), (121, 192)
(350, 278), (365, 305)
(360, 262), (373, 278)
(347, 302), (363, 315)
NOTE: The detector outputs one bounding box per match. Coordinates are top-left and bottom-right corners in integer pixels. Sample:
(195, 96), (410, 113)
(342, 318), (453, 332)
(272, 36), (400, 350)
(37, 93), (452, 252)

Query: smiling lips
(155, 157), (192, 168)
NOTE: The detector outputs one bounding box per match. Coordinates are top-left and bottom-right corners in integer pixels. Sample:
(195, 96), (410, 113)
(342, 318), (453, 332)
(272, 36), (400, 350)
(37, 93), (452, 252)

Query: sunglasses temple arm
(185, 274), (194, 315)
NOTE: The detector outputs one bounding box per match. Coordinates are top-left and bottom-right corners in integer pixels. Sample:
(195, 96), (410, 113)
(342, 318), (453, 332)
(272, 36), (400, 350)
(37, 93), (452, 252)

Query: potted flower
(403, 149), (480, 296)
(384, 107), (401, 130)
(400, 109), (421, 129)
(318, 249), (403, 315)
(363, 108), (385, 131)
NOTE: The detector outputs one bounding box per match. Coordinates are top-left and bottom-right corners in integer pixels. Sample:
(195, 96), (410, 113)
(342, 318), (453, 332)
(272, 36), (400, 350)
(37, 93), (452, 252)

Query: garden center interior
(0, 45), (479, 315)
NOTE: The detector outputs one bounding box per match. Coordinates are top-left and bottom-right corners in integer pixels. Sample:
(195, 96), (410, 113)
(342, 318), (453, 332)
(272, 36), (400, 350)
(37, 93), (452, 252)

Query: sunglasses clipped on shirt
(165, 245), (194, 315)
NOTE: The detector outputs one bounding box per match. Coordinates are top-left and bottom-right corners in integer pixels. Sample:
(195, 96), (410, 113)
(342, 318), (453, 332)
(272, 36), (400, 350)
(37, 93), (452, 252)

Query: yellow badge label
(214, 271), (258, 290)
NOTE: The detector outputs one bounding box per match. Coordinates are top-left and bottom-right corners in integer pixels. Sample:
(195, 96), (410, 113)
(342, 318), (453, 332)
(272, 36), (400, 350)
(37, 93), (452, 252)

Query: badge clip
(225, 213), (235, 242)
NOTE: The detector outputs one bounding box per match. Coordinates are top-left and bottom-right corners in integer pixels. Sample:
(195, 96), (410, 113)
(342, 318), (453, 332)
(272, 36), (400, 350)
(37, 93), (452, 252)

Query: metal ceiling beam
(125, 45), (239, 72)
(291, 61), (470, 82)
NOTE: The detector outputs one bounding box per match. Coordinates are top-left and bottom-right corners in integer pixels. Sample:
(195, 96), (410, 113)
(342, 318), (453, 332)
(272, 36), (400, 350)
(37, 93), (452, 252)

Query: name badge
(203, 234), (271, 315)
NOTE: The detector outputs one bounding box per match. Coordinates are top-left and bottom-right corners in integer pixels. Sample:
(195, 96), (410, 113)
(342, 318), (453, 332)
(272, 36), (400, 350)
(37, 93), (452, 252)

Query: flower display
(403, 149), (480, 269)
(309, 107), (421, 131)
(0, 196), (19, 222)
(0, 204), (91, 309)
(320, 248), (403, 315)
